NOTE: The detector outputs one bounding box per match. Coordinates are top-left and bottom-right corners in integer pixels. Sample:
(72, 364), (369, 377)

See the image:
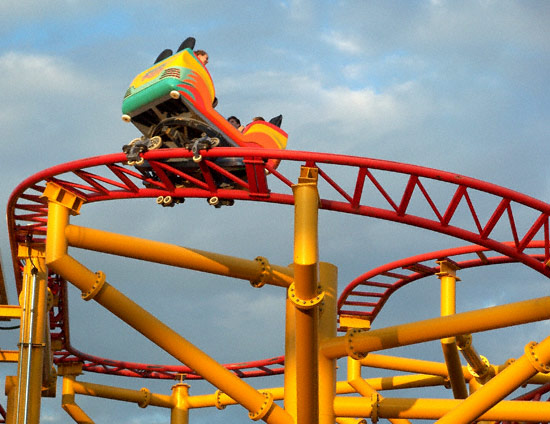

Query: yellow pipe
(321, 296), (550, 359)
(333, 396), (550, 421)
(318, 263), (338, 424)
(5, 376), (17, 424)
(360, 353), (471, 380)
(526, 373), (550, 384)
(456, 334), (494, 384)
(437, 261), (468, 399)
(366, 375), (446, 391)
(284, 293), (297, 421)
(62, 376), (94, 424)
(336, 419), (367, 424)
(186, 386), (285, 409)
(335, 374), (447, 396)
(0, 351), (19, 363)
(171, 383), (189, 424)
(347, 358), (412, 424)
(72, 380), (173, 408)
(292, 167), (320, 424)
(15, 252), (48, 424)
(436, 335), (550, 423)
(45, 200), (292, 424)
(65, 224), (293, 287)
(0, 305), (21, 320)
(334, 373), (447, 397)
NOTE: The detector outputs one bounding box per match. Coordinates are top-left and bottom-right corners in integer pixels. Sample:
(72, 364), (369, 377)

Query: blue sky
(1, 1), (550, 422)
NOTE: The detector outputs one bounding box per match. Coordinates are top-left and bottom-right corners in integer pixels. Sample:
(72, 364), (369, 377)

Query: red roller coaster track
(6, 148), (550, 380)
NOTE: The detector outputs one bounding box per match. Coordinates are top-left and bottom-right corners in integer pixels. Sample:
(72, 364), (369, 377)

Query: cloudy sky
(1, 1), (550, 423)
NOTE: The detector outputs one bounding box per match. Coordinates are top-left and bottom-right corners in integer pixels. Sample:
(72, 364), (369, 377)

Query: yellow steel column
(318, 262), (337, 424)
(171, 383), (190, 424)
(436, 335), (550, 424)
(291, 167), (321, 424)
(43, 184), (292, 424)
(284, 293), (297, 421)
(5, 376), (17, 424)
(436, 259), (467, 399)
(14, 245), (48, 424)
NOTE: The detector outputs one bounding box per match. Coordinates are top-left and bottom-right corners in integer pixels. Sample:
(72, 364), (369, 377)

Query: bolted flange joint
(214, 389), (227, 410)
(525, 341), (550, 374)
(250, 256), (271, 288)
(466, 355), (491, 378)
(346, 328), (368, 360)
(248, 392), (273, 421)
(370, 392), (380, 423)
(81, 271), (106, 301)
(138, 387), (152, 408)
(287, 282), (325, 310)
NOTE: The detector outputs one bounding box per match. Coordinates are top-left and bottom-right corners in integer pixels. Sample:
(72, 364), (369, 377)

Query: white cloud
(322, 30), (362, 55)
(0, 51), (97, 96)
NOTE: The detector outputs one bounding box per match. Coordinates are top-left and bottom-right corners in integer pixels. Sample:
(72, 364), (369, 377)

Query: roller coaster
(2, 43), (550, 423)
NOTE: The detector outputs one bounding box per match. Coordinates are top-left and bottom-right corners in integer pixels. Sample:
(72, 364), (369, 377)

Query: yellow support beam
(0, 305), (21, 320)
(14, 244), (49, 424)
(171, 383), (190, 424)
(436, 335), (550, 423)
(333, 396), (550, 421)
(321, 296), (550, 359)
(436, 259), (468, 399)
(0, 351), (19, 363)
(64, 224), (293, 288)
(360, 353), (471, 379)
(284, 289), (297, 421)
(318, 263), (338, 424)
(71, 380), (173, 409)
(186, 386), (285, 409)
(0, 246), (8, 305)
(5, 376), (17, 424)
(456, 334), (494, 385)
(291, 166), (321, 424)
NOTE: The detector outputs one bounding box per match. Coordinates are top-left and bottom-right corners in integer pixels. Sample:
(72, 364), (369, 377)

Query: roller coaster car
(121, 44), (288, 180)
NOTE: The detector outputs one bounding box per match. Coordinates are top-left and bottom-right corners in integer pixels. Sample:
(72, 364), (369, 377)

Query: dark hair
(194, 49), (207, 56)
(227, 116), (241, 125)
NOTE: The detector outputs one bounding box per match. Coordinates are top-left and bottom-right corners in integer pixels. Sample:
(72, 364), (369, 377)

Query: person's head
(194, 50), (209, 65)
(227, 116), (241, 129)
(252, 116), (265, 122)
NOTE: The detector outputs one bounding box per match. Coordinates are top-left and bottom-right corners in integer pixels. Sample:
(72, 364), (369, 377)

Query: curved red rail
(338, 240), (546, 325)
(7, 148), (550, 379)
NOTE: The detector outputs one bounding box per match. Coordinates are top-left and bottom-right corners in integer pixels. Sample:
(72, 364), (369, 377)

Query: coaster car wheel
(149, 136), (163, 150)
